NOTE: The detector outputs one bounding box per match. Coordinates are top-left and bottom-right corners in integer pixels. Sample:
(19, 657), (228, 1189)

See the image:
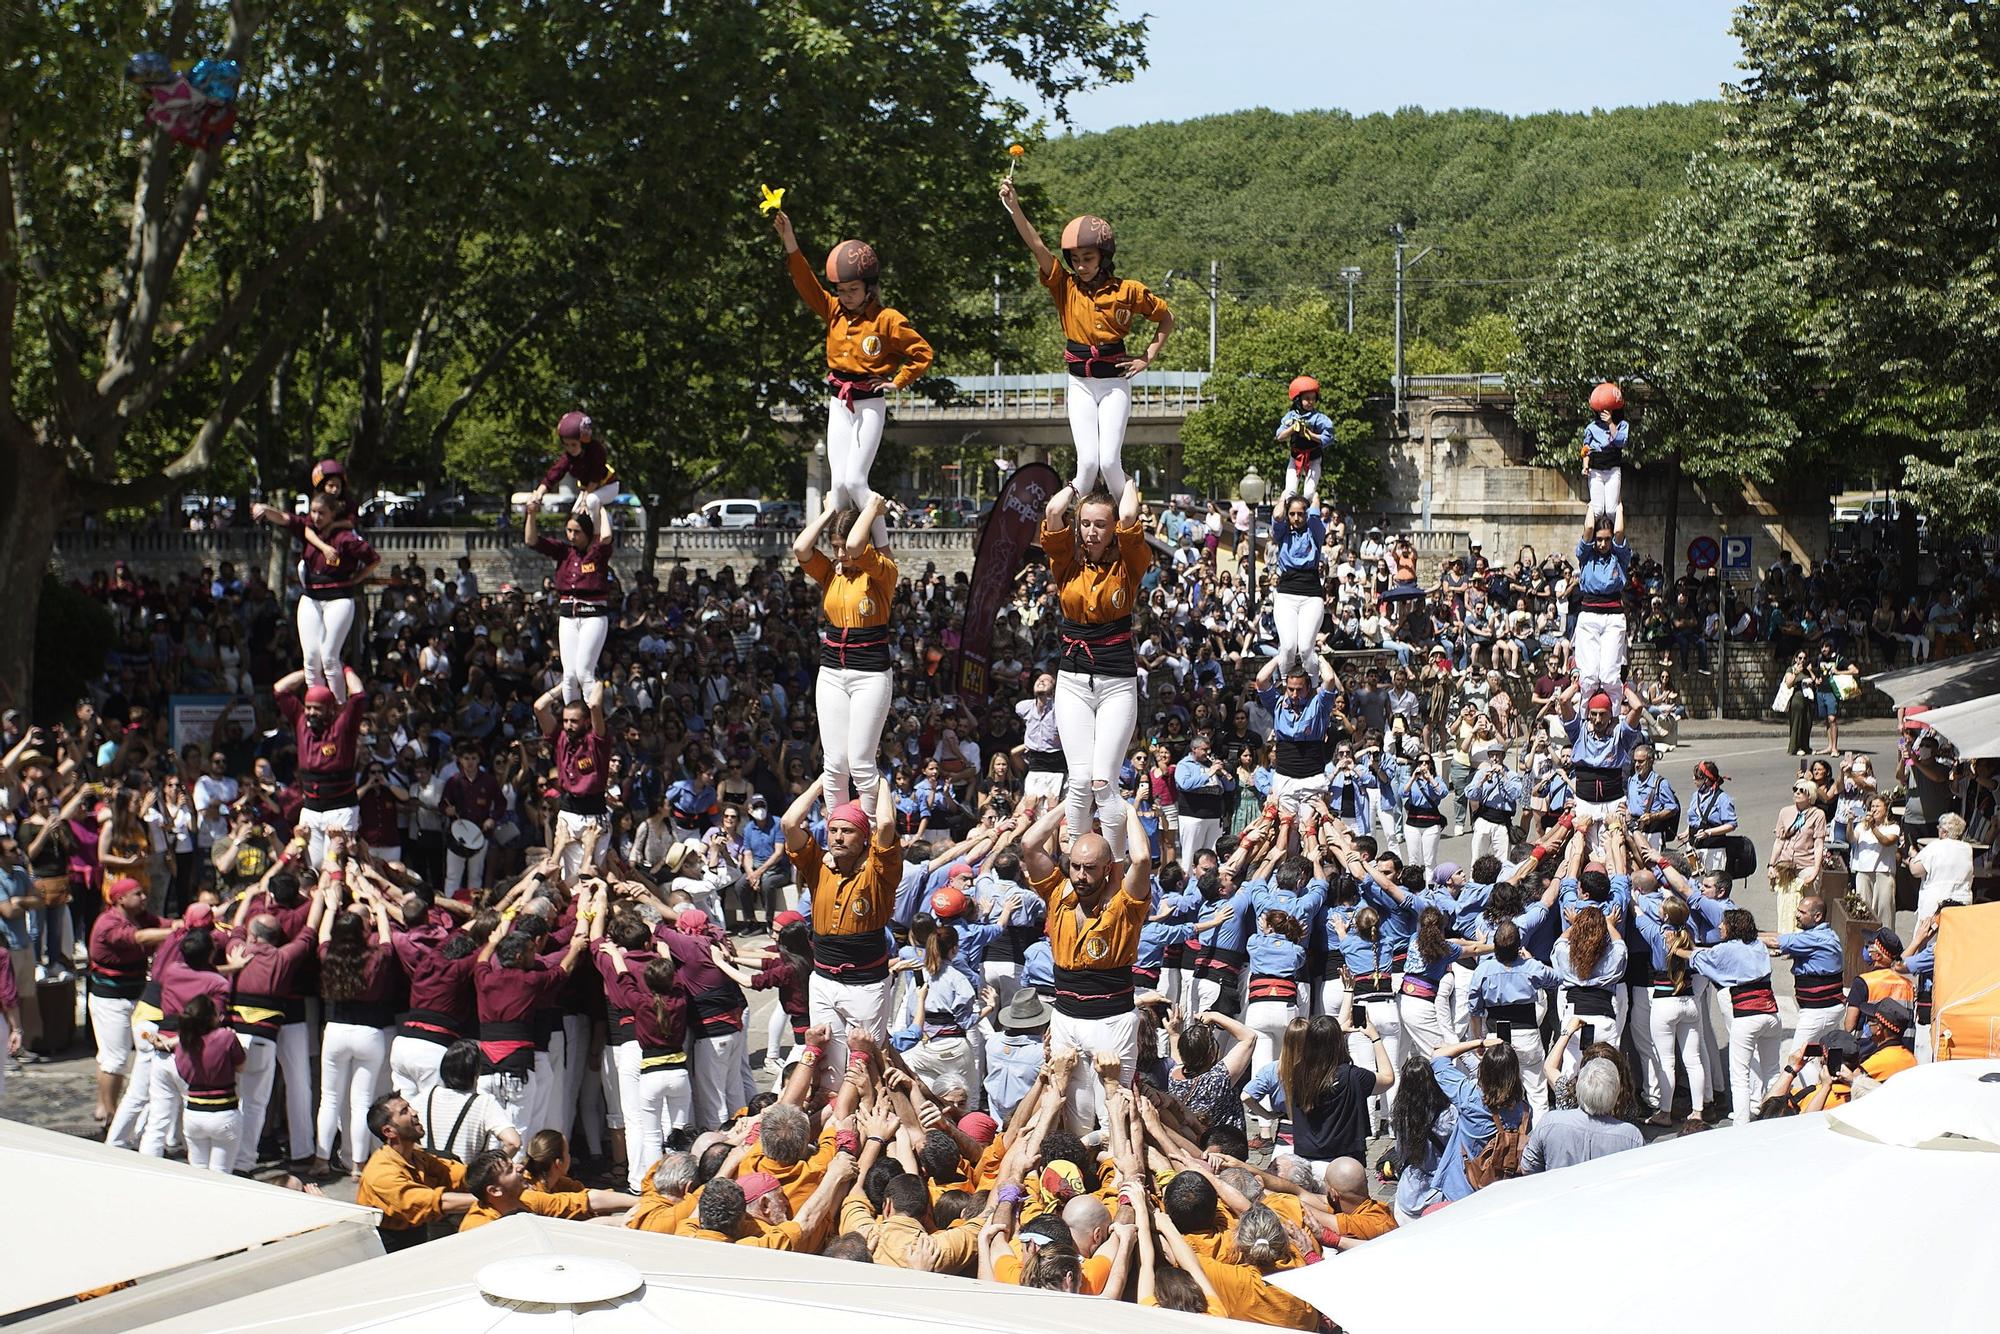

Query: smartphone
(1495, 1019), (1513, 1043)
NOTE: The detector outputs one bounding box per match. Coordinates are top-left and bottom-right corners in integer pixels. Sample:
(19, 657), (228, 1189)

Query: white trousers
(1556, 991), (1627, 1075)
(1727, 1010), (1781, 1128)
(1692, 976), (1726, 1102)
(277, 1021), (314, 1159)
(603, 1040), (638, 1133)
(109, 1023), (159, 1151)
(1048, 1008), (1138, 1134)
(297, 595), (357, 698)
(558, 614), (610, 705)
(826, 395), (888, 546)
(316, 1022), (390, 1163)
(1281, 453), (1322, 505)
(630, 1061), (693, 1190)
(557, 810), (610, 880)
(1398, 991), (1456, 1060)
(905, 1036), (982, 1108)
(1055, 670), (1137, 856)
(1574, 610), (1628, 702)
(1363, 998), (1403, 1120)
(1064, 375), (1132, 496)
(1469, 818), (1511, 866)
(1272, 591), (1324, 678)
(1176, 814), (1222, 859)
(445, 846), (489, 896)
(556, 1013), (590, 1142)
(1270, 772), (1326, 820)
(390, 1034), (449, 1104)
(690, 1030), (743, 1131)
(183, 1105), (242, 1173)
(478, 1070), (531, 1148)
(89, 994), (138, 1076)
(982, 959), (1022, 1011)
(234, 1033), (278, 1172)
(808, 973), (891, 1090)
(1790, 1003), (1844, 1062)
(1624, 986), (1657, 1106)
(300, 803), (361, 872)
(1245, 997), (1299, 1073)
(1402, 824), (1441, 875)
(142, 1051), (187, 1157)
(816, 667), (893, 812)
(1586, 467), (1622, 521)
(1647, 993), (1710, 1113)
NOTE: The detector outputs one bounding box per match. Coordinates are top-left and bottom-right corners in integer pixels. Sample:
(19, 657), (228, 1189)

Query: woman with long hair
(1329, 894), (1411, 1130)
(1550, 903), (1627, 1074)
(97, 786), (153, 906)
(1388, 1053), (1455, 1222)
(312, 869), (399, 1178)
(1275, 1011), (1392, 1183)
(592, 889), (692, 1192)
(1634, 893), (1710, 1129)
(1167, 1010), (1257, 1134)
(999, 179), (1172, 497)
(1040, 475), (1151, 858)
(248, 490), (378, 703)
(1397, 904), (1473, 1060)
(172, 991), (246, 1173)
(794, 496), (896, 812)
(1427, 1035), (1531, 1204)
(901, 921), (982, 1104)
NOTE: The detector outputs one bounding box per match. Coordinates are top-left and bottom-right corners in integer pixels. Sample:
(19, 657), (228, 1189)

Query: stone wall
(1627, 643), (1897, 721)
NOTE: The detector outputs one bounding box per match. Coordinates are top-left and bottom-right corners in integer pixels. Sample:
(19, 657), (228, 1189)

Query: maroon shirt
(541, 438), (613, 491)
(157, 952), (231, 1020)
(279, 691), (367, 779)
(473, 956), (569, 1025)
(391, 933), (477, 1022)
(316, 940), (399, 1004)
(597, 955), (689, 1053)
(533, 536), (615, 599)
(175, 1026), (247, 1091)
(359, 787), (401, 845)
(552, 727), (610, 798)
(232, 928), (317, 1000)
(89, 908), (161, 979)
(282, 513), (377, 595)
(444, 768), (505, 825)
(752, 957), (808, 1019)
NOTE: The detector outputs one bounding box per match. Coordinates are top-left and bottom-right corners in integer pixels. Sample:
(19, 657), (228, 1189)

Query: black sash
(1052, 964), (1135, 1019)
(1573, 763), (1624, 805)
(1064, 340), (1127, 379)
(1057, 616), (1136, 677)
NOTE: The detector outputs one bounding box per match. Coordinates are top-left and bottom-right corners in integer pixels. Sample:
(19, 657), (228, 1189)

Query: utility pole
(991, 273), (1002, 381)
(1391, 225), (1436, 426)
(1208, 259), (1219, 372)
(1340, 265), (1361, 333)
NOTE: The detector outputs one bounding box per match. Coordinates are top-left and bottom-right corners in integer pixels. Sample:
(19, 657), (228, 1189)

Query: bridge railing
(771, 371), (1210, 422)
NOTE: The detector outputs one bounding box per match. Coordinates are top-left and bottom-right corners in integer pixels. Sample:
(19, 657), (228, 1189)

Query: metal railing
(771, 371), (1210, 423)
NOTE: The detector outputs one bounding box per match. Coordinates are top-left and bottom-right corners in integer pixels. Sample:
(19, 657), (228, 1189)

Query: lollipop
(1005, 143), (1025, 181)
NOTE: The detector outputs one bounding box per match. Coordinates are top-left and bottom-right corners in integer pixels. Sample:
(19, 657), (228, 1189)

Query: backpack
(1464, 1109), (1531, 1190)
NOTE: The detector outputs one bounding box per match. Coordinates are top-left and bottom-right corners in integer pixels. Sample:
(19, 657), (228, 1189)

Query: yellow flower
(757, 183), (785, 215)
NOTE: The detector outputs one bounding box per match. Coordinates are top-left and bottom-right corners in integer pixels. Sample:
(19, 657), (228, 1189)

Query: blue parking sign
(1722, 534), (1752, 580)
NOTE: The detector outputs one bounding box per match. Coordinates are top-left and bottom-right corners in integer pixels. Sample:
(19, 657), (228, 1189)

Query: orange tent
(1933, 901), (2000, 1060)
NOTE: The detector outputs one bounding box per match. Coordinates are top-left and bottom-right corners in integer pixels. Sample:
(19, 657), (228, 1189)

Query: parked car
(759, 500), (806, 527)
(689, 498), (762, 529)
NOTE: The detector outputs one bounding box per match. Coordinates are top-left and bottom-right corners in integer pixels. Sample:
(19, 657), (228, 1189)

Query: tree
(2, 0), (1147, 700)
(1506, 157), (1819, 572)
(1180, 298), (1384, 501)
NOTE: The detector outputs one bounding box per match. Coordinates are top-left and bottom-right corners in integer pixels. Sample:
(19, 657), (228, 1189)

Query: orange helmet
(825, 240), (880, 285)
(929, 885), (970, 920)
(1060, 215), (1115, 259)
(1588, 382), (1625, 413)
(1288, 376), (1320, 401)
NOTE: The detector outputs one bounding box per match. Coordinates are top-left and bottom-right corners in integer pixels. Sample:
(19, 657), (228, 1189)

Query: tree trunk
(0, 438), (67, 710)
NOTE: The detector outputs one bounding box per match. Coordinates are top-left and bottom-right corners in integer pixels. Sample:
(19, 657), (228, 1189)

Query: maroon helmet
(825, 240), (880, 285)
(310, 458), (346, 489)
(1060, 215), (1115, 259)
(556, 411), (594, 442)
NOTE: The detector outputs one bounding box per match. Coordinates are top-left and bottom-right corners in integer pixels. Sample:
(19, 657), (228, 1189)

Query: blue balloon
(189, 58), (241, 105)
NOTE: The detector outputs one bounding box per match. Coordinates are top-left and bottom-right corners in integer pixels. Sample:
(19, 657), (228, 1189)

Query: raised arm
(781, 778), (824, 853)
(847, 494), (885, 554)
(792, 503), (841, 567)
(1122, 803), (1153, 900)
(1018, 805), (1066, 885)
(1044, 481), (1075, 533)
(1118, 475), (1141, 525)
(997, 178), (1055, 273)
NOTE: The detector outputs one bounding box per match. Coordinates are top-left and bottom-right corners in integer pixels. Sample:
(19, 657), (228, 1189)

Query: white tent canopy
(133, 1214), (1272, 1333)
(1272, 1061), (2000, 1334)
(1, 1117), (382, 1332)
(1901, 693), (2000, 759)
(1869, 645), (2000, 708)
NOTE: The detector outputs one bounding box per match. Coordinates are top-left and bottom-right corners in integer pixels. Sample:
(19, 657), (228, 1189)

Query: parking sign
(1722, 534), (1753, 581)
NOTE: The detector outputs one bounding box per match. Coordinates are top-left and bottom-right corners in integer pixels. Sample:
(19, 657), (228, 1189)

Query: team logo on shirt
(1083, 936), (1110, 962)
(576, 756), (595, 772)
(580, 562), (597, 573)
(852, 897), (871, 920)
(1113, 305), (1133, 330)
(862, 334), (882, 357)
(319, 743), (336, 759)
(858, 596), (875, 617)
(1109, 588), (1126, 611)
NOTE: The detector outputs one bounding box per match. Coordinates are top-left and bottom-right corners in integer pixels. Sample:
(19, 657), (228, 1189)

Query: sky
(998, 0), (1746, 132)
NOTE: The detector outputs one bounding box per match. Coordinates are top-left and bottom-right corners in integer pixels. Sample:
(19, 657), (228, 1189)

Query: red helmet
(825, 240), (880, 285)
(557, 410), (594, 442)
(1588, 382), (1624, 413)
(1288, 376), (1320, 401)
(311, 458), (346, 488)
(929, 885), (970, 920)
(1060, 215), (1115, 259)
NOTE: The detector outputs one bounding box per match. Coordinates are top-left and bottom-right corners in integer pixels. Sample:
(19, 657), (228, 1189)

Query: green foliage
(1506, 158), (1816, 482)
(1181, 299), (1384, 501)
(1904, 429), (2000, 539)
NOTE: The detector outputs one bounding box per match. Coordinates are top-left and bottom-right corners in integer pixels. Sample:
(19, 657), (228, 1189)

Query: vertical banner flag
(955, 462), (1061, 707)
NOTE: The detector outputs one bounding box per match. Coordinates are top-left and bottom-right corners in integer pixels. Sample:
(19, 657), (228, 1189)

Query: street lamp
(1339, 266), (1362, 333)
(1240, 467), (1268, 634)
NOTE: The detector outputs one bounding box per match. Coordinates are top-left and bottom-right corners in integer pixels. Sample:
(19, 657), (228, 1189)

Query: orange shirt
(1038, 259), (1167, 349)
(1042, 517), (1151, 625)
(356, 1146), (466, 1231)
(627, 1190), (698, 1234)
(801, 547), (897, 630)
(738, 1121), (842, 1212)
(993, 1248), (1114, 1293)
(791, 837), (901, 938)
(787, 250), (934, 386)
(1862, 1044), (1917, 1081)
(1030, 865), (1145, 971)
(1332, 1197), (1396, 1242)
(677, 1218), (803, 1250)
(1197, 1256), (1319, 1330)
(459, 1187), (594, 1232)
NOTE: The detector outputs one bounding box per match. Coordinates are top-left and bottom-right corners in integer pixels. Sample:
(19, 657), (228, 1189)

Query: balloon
(189, 58), (241, 105)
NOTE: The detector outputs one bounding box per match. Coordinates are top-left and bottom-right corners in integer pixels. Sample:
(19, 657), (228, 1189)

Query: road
(1, 718), (1900, 1196)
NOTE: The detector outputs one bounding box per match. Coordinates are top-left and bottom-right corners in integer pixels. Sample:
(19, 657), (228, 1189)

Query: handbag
(1724, 835), (1759, 881)
(1770, 681), (1794, 714)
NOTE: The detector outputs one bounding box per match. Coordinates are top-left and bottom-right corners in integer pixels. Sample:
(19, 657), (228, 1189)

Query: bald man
(1322, 1157), (1395, 1245)
(1018, 804), (1152, 1134)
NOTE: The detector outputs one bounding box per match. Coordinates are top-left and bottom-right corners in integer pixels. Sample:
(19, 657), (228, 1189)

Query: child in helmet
(1582, 382), (1627, 523)
(999, 179), (1174, 498)
(531, 412), (620, 517)
(772, 207), (934, 550)
(1276, 376), (1334, 505)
